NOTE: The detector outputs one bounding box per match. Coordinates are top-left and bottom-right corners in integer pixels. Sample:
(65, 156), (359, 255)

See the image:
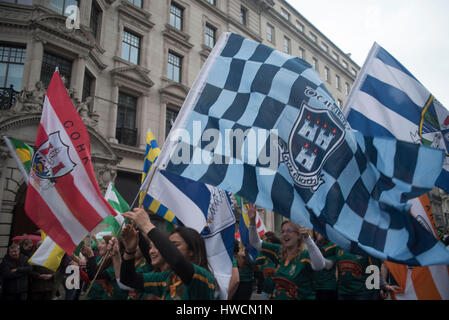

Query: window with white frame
(167, 51), (182, 83)
(283, 37), (291, 54)
(127, 0), (142, 8)
(312, 57), (318, 70)
(345, 82), (350, 96)
(281, 8), (290, 21)
(335, 74), (341, 90)
(121, 30), (140, 65)
(321, 42), (328, 52)
(49, 0), (79, 16)
(296, 21), (304, 32)
(332, 51), (339, 61)
(170, 3), (183, 31)
(266, 24), (274, 43)
(324, 66), (330, 82)
(298, 47), (304, 59)
(308, 32), (317, 43)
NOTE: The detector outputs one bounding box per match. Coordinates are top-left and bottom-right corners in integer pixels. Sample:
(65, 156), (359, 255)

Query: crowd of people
(1, 205), (449, 301)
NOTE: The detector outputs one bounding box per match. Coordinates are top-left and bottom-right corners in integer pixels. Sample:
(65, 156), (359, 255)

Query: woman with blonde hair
(248, 203), (327, 300)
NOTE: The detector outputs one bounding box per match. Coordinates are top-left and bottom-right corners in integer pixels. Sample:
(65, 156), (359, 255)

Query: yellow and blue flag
(140, 131), (178, 225)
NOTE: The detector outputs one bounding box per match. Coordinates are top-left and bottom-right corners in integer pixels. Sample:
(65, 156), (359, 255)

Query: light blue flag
(156, 33), (449, 266)
(344, 42), (449, 193)
(146, 168), (235, 299)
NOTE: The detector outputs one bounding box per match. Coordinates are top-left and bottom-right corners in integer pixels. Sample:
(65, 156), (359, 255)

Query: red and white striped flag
(25, 70), (117, 255)
(386, 194), (449, 300)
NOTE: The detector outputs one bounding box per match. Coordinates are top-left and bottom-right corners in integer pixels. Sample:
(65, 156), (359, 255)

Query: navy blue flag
(157, 33), (449, 266)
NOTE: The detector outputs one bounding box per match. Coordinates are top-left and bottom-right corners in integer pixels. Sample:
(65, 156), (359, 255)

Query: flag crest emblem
(280, 103), (345, 191)
(31, 131), (76, 179)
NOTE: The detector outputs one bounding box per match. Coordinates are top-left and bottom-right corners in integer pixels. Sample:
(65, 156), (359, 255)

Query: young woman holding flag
(119, 207), (217, 300)
(247, 203), (327, 300)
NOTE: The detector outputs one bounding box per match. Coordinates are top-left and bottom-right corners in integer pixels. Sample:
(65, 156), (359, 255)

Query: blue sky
(288, 0), (449, 108)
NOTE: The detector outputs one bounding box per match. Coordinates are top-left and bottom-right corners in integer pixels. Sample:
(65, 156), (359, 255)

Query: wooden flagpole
(82, 166), (158, 298)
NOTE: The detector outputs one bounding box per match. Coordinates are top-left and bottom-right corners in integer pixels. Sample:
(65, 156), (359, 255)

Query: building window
(170, 3), (183, 31)
(0, 45), (26, 92)
(337, 99), (342, 108)
(1, 0), (32, 4)
(296, 21), (304, 32)
(40, 51), (73, 88)
(116, 92), (137, 146)
(324, 66), (330, 82)
(121, 30), (140, 65)
(341, 60), (348, 69)
(345, 82), (350, 96)
(332, 51), (339, 61)
(205, 24), (216, 48)
(206, 0), (215, 5)
(308, 32), (317, 43)
(335, 74), (341, 90)
(167, 51), (182, 83)
(321, 42), (328, 53)
(298, 47), (304, 59)
(240, 6), (247, 25)
(49, 0), (79, 16)
(283, 37), (291, 54)
(312, 57), (318, 70)
(281, 8), (290, 21)
(166, 108), (179, 138)
(351, 68), (357, 77)
(82, 70), (94, 101)
(127, 0), (142, 8)
(266, 24), (274, 43)
(90, 1), (102, 41)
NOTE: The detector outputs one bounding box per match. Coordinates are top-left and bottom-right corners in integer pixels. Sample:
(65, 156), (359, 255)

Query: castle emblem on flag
(279, 103), (345, 191)
(31, 131), (76, 180)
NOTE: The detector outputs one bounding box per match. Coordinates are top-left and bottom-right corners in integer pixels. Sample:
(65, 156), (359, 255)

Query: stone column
(71, 55), (86, 102)
(138, 94), (150, 148)
(159, 101), (167, 143)
(108, 84), (119, 143)
(26, 38), (44, 90)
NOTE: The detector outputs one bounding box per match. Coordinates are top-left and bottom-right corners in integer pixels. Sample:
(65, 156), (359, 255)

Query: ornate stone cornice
(30, 14), (95, 53)
(162, 24), (194, 50)
(89, 49), (108, 71)
(0, 113), (41, 134)
(110, 61), (155, 91)
(159, 82), (190, 106)
(117, 0), (154, 32)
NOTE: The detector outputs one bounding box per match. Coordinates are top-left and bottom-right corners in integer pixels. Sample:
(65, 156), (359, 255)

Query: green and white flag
(2, 136), (34, 183)
(95, 183), (130, 239)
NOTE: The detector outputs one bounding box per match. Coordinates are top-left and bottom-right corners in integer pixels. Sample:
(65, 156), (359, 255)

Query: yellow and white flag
(28, 231), (66, 272)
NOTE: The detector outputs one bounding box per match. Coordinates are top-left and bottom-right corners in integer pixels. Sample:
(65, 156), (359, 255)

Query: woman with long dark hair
(119, 207), (216, 300)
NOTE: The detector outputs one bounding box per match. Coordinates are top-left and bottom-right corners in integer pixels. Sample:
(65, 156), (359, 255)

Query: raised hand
(122, 206), (155, 234)
(121, 224), (138, 252)
(80, 245), (94, 258)
(298, 226), (310, 240)
(247, 202), (257, 225)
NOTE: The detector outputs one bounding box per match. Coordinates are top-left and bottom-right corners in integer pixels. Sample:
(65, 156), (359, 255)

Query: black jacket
(0, 254), (32, 294)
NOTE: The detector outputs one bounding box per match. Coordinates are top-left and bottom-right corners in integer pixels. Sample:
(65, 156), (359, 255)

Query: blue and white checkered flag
(157, 33), (449, 266)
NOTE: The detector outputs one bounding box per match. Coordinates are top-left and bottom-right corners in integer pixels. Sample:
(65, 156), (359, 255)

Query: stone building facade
(9, 0), (444, 259)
